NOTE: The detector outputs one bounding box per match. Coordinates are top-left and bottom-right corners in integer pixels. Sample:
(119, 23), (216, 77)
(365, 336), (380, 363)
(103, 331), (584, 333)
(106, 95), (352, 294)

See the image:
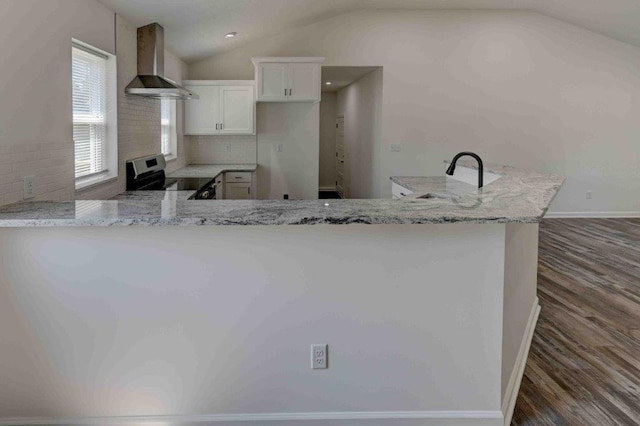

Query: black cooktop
(164, 178), (214, 191)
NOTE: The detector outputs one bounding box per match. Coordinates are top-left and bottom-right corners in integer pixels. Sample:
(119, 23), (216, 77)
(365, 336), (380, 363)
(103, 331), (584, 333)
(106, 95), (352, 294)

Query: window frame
(161, 99), (178, 161)
(72, 39), (118, 191)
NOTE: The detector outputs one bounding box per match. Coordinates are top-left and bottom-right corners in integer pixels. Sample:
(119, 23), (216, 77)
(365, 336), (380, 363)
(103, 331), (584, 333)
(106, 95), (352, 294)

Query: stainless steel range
(126, 154), (217, 200)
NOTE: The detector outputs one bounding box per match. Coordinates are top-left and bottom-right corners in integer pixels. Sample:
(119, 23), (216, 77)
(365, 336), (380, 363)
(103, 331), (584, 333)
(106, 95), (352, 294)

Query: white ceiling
(97, 0), (640, 62)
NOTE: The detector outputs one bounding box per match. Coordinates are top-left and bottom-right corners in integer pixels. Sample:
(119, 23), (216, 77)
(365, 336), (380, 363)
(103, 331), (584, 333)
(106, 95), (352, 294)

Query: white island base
(0, 222), (539, 426)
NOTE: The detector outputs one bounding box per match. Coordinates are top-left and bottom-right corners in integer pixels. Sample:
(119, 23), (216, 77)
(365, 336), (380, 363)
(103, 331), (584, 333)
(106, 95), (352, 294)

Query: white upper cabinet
(288, 63), (320, 101)
(183, 81), (255, 135)
(252, 57), (324, 103)
(219, 86), (255, 135)
(184, 85), (220, 135)
(256, 63), (289, 101)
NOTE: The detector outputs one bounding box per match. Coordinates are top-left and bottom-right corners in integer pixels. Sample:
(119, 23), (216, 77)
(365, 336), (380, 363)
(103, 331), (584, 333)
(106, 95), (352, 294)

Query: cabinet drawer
(226, 172), (252, 183)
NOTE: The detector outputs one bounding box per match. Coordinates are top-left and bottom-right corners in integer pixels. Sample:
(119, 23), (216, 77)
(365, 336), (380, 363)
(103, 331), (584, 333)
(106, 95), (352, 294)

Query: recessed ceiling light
(224, 32), (237, 39)
(325, 81), (332, 85)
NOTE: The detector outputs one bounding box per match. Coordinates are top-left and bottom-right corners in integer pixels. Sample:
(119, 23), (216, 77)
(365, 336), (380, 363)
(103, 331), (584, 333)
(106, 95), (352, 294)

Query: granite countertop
(111, 191), (195, 202)
(0, 161), (563, 227)
(168, 164), (257, 178)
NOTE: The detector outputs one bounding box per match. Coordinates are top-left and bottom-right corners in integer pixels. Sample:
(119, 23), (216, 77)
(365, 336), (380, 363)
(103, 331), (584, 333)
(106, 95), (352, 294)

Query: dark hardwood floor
(512, 218), (640, 425)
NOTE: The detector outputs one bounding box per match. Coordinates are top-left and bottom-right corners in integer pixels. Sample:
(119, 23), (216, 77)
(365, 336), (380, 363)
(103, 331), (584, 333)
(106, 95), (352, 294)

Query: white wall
(502, 223), (539, 411)
(319, 92), (338, 190)
(257, 103), (320, 200)
(0, 0), (190, 205)
(336, 69), (384, 199)
(0, 224), (506, 424)
(0, 0), (115, 205)
(190, 9), (640, 214)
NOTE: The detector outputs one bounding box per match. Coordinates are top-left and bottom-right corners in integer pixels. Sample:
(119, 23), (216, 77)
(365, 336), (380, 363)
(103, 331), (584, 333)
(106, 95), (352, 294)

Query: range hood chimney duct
(125, 23), (197, 100)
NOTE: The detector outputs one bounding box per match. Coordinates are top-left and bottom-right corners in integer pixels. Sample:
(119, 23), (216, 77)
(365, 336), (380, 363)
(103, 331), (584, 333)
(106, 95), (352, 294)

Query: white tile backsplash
(187, 135), (257, 164)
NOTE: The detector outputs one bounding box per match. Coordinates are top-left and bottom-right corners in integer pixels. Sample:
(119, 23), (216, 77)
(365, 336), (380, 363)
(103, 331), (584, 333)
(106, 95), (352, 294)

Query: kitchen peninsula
(0, 162), (563, 426)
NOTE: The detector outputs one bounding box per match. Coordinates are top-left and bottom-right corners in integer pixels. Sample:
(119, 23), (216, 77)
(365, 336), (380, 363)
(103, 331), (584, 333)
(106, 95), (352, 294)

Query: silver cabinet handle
(285, 88), (287, 96)
(247, 187), (250, 195)
(215, 123), (218, 130)
(289, 89), (292, 96)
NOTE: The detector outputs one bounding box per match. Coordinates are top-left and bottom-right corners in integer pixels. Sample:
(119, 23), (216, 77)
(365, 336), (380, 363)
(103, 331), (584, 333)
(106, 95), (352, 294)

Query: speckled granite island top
(0, 162), (563, 227)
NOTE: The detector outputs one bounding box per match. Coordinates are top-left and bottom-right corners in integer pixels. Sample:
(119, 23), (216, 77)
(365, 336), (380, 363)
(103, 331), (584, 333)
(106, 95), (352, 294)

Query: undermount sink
(416, 192), (460, 200)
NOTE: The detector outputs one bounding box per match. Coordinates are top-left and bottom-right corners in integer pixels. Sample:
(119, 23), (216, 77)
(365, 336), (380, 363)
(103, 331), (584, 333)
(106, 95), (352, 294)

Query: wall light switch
(226, 144), (232, 153)
(277, 144), (284, 153)
(390, 144), (401, 153)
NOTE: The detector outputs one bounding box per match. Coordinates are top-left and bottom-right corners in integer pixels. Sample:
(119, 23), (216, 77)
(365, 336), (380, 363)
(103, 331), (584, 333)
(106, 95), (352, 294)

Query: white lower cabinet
(215, 173), (225, 200)
(223, 172), (254, 200)
(184, 81), (255, 135)
(225, 183), (252, 200)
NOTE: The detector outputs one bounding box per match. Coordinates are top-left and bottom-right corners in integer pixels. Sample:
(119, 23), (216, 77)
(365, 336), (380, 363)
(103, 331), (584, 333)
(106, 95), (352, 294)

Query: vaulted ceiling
(97, 0), (640, 62)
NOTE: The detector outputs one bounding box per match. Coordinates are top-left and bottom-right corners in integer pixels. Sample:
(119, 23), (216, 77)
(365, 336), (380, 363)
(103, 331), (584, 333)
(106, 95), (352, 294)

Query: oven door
(190, 180), (217, 200)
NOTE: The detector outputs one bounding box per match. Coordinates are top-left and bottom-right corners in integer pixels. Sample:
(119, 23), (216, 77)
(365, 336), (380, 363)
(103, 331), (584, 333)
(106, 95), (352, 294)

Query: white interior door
(258, 63), (288, 101)
(184, 85), (220, 135)
(335, 116), (345, 198)
(219, 86), (254, 134)
(288, 63), (319, 101)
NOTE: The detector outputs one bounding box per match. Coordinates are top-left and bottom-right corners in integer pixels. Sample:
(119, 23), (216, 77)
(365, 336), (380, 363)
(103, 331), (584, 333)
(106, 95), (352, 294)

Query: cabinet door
(184, 85), (220, 135)
(219, 86), (255, 135)
(257, 63), (288, 101)
(287, 63), (320, 102)
(226, 182), (252, 200)
(215, 175), (225, 200)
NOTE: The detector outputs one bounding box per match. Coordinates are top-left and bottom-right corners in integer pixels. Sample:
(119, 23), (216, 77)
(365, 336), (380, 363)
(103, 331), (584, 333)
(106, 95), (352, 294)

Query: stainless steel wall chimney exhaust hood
(125, 23), (197, 100)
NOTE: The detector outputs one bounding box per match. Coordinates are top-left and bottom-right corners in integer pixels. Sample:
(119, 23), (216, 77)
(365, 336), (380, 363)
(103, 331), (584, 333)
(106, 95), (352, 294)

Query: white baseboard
(501, 298), (541, 426)
(319, 186), (337, 192)
(0, 411), (504, 426)
(545, 211), (640, 218)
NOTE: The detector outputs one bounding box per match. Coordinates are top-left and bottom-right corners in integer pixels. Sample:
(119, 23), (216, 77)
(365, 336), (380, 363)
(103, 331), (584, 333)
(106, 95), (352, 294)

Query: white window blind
(161, 99), (176, 158)
(161, 99), (171, 155)
(72, 44), (108, 179)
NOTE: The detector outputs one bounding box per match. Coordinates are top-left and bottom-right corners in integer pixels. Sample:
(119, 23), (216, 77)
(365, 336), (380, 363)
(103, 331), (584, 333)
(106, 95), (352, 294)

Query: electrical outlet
(311, 344), (328, 369)
(277, 144), (284, 153)
(23, 175), (35, 199)
(586, 190), (592, 200)
(390, 143), (401, 152)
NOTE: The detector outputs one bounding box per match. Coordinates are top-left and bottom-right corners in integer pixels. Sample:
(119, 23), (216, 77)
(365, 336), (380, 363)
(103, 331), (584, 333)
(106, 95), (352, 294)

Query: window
(72, 41), (117, 189)
(161, 99), (177, 160)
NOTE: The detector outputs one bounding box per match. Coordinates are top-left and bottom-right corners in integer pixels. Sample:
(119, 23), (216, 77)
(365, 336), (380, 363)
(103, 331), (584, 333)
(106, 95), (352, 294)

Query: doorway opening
(319, 66), (383, 199)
